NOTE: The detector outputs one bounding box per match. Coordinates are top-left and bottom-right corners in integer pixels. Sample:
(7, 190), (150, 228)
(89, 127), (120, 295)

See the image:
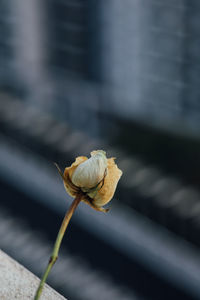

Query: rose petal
(92, 158), (122, 207)
(63, 156), (88, 197)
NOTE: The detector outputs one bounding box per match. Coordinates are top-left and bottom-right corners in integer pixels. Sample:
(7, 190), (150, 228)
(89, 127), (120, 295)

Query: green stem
(34, 194), (82, 300)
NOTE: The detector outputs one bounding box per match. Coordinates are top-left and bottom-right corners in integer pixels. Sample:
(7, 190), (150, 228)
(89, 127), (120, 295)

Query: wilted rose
(56, 150), (122, 212)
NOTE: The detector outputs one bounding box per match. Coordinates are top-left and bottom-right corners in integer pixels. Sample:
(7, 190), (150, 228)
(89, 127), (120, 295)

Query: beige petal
(63, 156), (88, 197)
(92, 158), (122, 207)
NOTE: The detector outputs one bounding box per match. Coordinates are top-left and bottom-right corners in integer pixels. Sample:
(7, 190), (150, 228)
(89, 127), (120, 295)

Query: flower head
(56, 150), (122, 212)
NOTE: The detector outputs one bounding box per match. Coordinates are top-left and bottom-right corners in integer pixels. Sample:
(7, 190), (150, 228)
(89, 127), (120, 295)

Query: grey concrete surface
(0, 249), (67, 300)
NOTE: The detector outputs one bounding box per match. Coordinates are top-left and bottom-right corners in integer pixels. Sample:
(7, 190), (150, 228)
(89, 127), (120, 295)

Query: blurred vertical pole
(181, 1), (200, 131)
(86, 0), (103, 138)
(87, 0), (103, 82)
(99, 0), (141, 139)
(12, 0), (54, 109)
(181, 1), (190, 118)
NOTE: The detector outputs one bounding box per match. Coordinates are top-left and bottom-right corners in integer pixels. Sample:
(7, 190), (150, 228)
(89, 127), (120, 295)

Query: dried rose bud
(57, 150), (122, 212)
(71, 150), (107, 189)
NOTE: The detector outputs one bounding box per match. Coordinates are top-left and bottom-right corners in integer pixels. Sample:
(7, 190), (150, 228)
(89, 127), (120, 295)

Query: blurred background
(1, 1), (200, 299)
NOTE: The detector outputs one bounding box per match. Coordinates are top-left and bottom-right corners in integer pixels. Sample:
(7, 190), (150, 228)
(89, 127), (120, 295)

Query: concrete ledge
(0, 249), (67, 300)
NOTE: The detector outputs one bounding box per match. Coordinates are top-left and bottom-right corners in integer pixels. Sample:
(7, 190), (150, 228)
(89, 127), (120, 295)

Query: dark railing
(0, 95), (200, 300)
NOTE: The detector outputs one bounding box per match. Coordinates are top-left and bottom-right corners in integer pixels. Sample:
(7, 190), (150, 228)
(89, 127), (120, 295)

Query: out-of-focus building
(1, 1), (200, 137)
(1, 2), (200, 300)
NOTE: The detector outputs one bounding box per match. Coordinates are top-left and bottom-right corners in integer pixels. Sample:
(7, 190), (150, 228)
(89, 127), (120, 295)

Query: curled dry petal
(63, 156), (88, 197)
(88, 157), (122, 207)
